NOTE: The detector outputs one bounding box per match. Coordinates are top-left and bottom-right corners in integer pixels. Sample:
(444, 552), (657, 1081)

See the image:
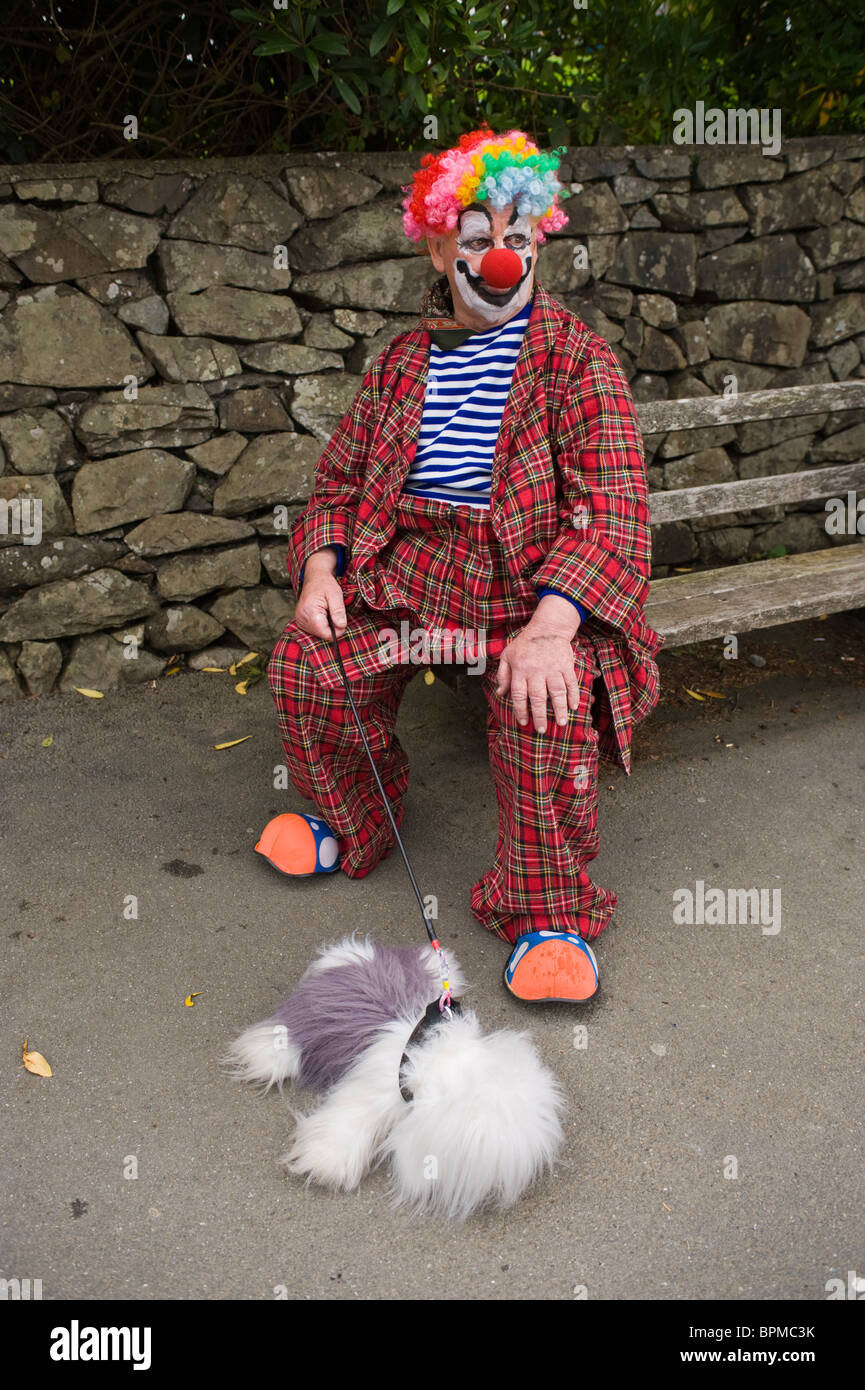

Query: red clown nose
(480, 247), (523, 289)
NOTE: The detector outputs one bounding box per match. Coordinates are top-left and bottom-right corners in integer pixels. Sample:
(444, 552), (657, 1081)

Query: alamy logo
(673, 880), (781, 935)
(50, 1320), (151, 1370)
(377, 620), (487, 675)
(0, 496), (42, 545)
(825, 492), (864, 535)
(673, 102), (781, 157)
(0, 1277), (42, 1299)
(825, 1270), (865, 1300)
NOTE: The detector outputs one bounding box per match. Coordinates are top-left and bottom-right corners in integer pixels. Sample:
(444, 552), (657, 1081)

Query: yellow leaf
(41, 735), (54, 747)
(234, 679), (250, 695)
(164, 666), (181, 676)
(200, 666), (226, 673)
(229, 653), (259, 675)
(212, 736), (252, 750)
(22, 1040), (52, 1077)
(683, 687), (706, 701)
(424, 670), (435, 685)
(700, 690), (727, 699)
(672, 566), (694, 573)
(74, 687), (104, 699)
(184, 993), (202, 1007)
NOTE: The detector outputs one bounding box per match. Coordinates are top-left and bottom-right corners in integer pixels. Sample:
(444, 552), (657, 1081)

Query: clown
(261, 127), (662, 1003)
(405, 129), (568, 330)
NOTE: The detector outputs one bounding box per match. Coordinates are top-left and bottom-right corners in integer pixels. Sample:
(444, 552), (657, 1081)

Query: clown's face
(427, 202), (537, 331)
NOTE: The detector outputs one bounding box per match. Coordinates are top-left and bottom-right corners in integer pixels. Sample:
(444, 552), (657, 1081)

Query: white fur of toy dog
(225, 935), (566, 1221)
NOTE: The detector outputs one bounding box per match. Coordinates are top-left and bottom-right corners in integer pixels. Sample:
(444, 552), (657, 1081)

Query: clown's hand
(296, 549), (347, 641)
(496, 595), (581, 734)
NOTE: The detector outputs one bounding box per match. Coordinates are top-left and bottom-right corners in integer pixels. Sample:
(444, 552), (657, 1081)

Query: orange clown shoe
(255, 813), (340, 877)
(504, 930), (599, 1004)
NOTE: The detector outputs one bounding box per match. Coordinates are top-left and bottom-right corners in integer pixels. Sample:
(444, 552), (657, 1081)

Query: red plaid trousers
(267, 492), (618, 945)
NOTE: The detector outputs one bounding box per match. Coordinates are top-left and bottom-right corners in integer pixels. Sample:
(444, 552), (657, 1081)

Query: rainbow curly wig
(401, 125), (571, 247)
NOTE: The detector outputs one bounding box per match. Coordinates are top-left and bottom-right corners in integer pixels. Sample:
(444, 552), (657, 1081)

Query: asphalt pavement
(1, 614), (863, 1300)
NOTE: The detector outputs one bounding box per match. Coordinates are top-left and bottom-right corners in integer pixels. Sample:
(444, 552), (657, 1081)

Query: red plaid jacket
(287, 280), (663, 773)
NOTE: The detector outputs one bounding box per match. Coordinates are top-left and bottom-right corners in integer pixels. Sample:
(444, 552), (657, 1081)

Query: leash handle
(326, 612), (437, 950)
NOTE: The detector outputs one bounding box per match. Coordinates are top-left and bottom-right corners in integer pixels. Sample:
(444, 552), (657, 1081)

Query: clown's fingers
(510, 673), (529, 726)
(496, 653), (512, 695)
(548, 678), (570, 727)
(324, 580), (347, 638)
(564, 663), (581, 710)
(528, 676), (550, 734)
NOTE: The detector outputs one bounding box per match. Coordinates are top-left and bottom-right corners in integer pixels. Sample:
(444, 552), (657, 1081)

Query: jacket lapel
(495, 281), (561, 446)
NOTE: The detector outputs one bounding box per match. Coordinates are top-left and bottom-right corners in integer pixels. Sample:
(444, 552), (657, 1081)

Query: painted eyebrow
(459, 223), (529, 238)
(457, 204), (524, 231)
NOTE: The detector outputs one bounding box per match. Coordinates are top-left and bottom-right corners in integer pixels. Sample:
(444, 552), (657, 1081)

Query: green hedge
(0, 0), (862, 162)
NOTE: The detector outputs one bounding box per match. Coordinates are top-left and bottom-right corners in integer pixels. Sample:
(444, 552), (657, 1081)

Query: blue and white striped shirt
(402, 300), (533, 508)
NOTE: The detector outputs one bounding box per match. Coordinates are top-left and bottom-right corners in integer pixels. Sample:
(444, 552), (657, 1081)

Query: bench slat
(648, 542), (864, 602)
(637, 380), (865, 434)
(650, 460), (865, 523)
(645, 545), (865, 644)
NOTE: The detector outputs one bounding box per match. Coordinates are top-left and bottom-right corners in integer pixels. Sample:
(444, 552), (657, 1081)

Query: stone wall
(1, 137), (864, 700)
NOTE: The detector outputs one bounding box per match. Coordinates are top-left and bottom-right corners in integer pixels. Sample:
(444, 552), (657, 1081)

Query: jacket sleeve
(287, 356), (382, 593)
(532, 337), (652, 640)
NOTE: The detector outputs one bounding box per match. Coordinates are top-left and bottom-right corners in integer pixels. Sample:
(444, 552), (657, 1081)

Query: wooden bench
(436, 378), (865, 697)
(640, 380), (865, 646)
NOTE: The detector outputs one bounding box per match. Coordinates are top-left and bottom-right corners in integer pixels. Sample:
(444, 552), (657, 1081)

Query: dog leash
(326, 613), (455, 1020)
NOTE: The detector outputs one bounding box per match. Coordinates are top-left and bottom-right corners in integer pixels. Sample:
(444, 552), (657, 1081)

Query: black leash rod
(327, 613), (436, 947)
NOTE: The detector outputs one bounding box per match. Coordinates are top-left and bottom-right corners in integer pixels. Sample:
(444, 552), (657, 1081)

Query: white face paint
(449, 206), (536, 326)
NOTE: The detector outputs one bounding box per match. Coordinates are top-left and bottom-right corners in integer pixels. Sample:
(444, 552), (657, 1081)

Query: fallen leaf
(229, 652), (259, 676)
(164, 666), (181, 676)
(212, 736), (252, 750)
(700, 690), (727, 700)
(22, 1040), (52, 1077)
(234, 679), (250, 696)
(184, 993), (203, 1007)
(424, 670), (435, 686)
(683, 687), (706, 701)
(74, 688), (104, 699)
(672, 566), (694, 573)
(662, 1202), (672, 1212)
(200, 666), (226, 673)
(41, 735), (54, 747)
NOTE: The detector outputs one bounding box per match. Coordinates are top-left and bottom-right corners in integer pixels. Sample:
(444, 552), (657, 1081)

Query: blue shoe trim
(298, 813), (341, 873)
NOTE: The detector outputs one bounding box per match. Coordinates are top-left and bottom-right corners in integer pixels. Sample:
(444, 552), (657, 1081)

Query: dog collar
(398, 998), (462, 1103)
